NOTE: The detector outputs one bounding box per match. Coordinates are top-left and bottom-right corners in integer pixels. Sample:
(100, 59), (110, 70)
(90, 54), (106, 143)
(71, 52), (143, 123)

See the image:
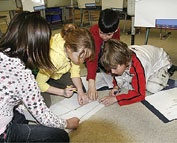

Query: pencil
(66, 85), (77, 92)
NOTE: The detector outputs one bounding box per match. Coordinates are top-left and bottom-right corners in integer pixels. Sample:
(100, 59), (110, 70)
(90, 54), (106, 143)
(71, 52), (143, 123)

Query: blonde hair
(61, 24), (95, 61)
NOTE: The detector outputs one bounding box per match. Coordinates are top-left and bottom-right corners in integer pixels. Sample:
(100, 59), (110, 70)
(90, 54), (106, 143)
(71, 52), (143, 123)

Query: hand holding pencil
(63, 85), (77, 98)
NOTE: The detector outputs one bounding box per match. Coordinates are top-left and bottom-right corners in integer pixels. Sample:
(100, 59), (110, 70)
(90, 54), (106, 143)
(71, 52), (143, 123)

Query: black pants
(0, 110), (69, 143)
(48, 72), (74, 89)
(42, 72), (74, 107)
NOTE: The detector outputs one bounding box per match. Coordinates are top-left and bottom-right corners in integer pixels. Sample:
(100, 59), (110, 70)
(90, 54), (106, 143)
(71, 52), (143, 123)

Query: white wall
(134, 0), (177, 27)
(21, 0), (45, 11)
(46, 0), (71, 7)
(101, 0), (125, 10)
(77, 0), (95, 8)
(0, 0), (16, 11)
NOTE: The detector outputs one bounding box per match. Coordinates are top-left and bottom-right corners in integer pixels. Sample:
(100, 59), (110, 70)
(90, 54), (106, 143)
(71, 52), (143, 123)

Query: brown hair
(0, 12), (55, 72)
(60, 24), (95, 61)
(100, 39), (132, 71)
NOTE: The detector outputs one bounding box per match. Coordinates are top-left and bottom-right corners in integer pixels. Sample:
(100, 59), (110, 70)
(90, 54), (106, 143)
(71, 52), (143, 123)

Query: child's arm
(109, 86), (121, 96)
(72, 77), (89, 105)
(115, 56), (146, 106)
(110, 76), (121, 96)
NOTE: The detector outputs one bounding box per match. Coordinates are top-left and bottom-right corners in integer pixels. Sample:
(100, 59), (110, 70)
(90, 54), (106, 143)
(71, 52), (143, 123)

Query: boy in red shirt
(99, 39), (173, 106)
(86, 9), (120, 100)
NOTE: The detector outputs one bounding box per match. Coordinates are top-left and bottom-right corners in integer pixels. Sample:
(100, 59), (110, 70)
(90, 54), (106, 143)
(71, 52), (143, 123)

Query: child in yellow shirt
(36, 24), (95, 105)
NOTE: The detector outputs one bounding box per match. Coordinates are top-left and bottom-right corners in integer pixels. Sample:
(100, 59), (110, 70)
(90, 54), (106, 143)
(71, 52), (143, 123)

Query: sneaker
(168, 65), (177, 77)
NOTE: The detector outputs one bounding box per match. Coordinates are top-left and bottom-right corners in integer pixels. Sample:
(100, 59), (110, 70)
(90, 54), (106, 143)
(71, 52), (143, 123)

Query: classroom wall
(46, 0), (71, 8)
(0, 0), (16, 11)
(21, 0), (45, 11)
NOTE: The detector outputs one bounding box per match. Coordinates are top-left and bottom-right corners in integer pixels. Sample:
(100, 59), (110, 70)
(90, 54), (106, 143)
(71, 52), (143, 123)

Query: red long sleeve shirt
(115, 54), (146, 106)
(86, 24), (120, 80)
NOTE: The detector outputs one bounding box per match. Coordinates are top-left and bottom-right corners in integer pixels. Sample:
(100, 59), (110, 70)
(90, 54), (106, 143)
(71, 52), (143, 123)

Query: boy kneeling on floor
(99, 39), (177, 106)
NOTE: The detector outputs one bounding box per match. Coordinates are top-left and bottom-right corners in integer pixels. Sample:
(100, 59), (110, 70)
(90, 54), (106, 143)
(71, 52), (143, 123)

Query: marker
(114, 89), (121, 95)
(114, 91), (118, 95)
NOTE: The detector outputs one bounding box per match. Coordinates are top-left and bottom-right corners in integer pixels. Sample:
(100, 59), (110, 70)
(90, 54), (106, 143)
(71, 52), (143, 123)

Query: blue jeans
(0, 110), (69, 143)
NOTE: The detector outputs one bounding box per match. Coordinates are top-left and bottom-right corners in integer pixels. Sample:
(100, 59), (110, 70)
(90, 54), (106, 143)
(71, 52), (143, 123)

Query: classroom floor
(1, 12), (177, 142)
(51, 19), (177, 143)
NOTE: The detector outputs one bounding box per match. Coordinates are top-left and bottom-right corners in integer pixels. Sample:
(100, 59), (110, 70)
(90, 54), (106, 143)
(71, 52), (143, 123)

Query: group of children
(0, 9), (176, 142)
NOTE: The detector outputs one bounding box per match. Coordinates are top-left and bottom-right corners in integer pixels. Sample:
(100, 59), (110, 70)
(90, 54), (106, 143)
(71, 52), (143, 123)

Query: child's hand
(109, 88), (120, 96)
(88, 79), (98, 100)
(77, 92), (89, 105)
(99, 96), (117, 106)
(66, 117), (80, 129)
(63, 85), (76, 98)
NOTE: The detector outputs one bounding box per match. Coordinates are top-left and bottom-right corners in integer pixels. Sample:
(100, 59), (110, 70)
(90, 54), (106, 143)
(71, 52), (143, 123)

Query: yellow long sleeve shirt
(36, 33), (80, 92)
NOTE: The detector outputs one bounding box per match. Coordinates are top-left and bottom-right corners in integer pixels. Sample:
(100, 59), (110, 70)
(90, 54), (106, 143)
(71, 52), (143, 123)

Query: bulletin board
(134, 0), (177, 27)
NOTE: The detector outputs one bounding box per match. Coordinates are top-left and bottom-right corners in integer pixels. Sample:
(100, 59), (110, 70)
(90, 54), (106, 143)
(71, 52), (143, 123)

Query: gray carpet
(70, 90), (177, 143)
(69, 21), (177, 143)
(51, 20), (177, 143)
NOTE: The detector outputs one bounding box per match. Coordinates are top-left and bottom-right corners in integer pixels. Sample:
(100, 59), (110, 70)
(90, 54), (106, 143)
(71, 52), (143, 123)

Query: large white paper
(24, 93), (104, 132)
(50, 94), (104, 122)
(81, 72), (113, 91)
(145, 88), (177, 121)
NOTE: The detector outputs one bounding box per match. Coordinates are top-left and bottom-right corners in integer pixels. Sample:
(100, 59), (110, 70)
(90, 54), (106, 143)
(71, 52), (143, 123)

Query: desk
(145, 19), (177, 44)
(65, 5), (77, 24)
(80, 5), (101, 27)
(45, 7), (63, 24)
(0, 0), (17, 19)
(134, 0), (177, 44)
(65, 5), (101, 27)
(0, 0), (18, 34)
(156, 19), (177, 40)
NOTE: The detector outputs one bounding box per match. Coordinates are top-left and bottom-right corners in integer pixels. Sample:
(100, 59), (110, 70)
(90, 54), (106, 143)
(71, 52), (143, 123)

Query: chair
(101, 0), (127, 33)
(84, 3), (100, 25)
(32, 5), (46, 18)
(0, 16), (8, 26)
(77, 0), (96, 27)
(45, 7), (63, 24)
(155, 19), (177, 40)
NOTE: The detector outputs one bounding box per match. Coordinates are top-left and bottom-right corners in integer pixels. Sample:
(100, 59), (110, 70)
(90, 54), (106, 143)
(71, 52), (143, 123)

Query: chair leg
(0, 30), (2, 38)
(123, 13), (127, 33)
(160, 28), (171, 40)
(0, 16), (8, 26)
(88, 11), (92, 25)
(0, 16), (8, 37)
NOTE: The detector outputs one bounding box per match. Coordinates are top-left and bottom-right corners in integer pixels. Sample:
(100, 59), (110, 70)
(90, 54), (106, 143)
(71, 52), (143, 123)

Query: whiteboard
(134, 0), (177, 27)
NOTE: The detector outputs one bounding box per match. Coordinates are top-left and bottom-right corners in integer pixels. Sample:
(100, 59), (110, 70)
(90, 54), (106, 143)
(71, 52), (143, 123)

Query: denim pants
(0, 110), (69, 143)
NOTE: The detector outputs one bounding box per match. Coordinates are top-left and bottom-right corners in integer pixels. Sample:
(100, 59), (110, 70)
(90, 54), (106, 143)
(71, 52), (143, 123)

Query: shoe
(168, 65), (177, 77)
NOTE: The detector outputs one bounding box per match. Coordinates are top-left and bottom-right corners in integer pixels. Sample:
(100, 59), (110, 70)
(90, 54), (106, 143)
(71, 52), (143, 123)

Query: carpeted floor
(1, 11), (177, 143)
(51, 19), (177, 143)
(17, 18), (177, 143)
